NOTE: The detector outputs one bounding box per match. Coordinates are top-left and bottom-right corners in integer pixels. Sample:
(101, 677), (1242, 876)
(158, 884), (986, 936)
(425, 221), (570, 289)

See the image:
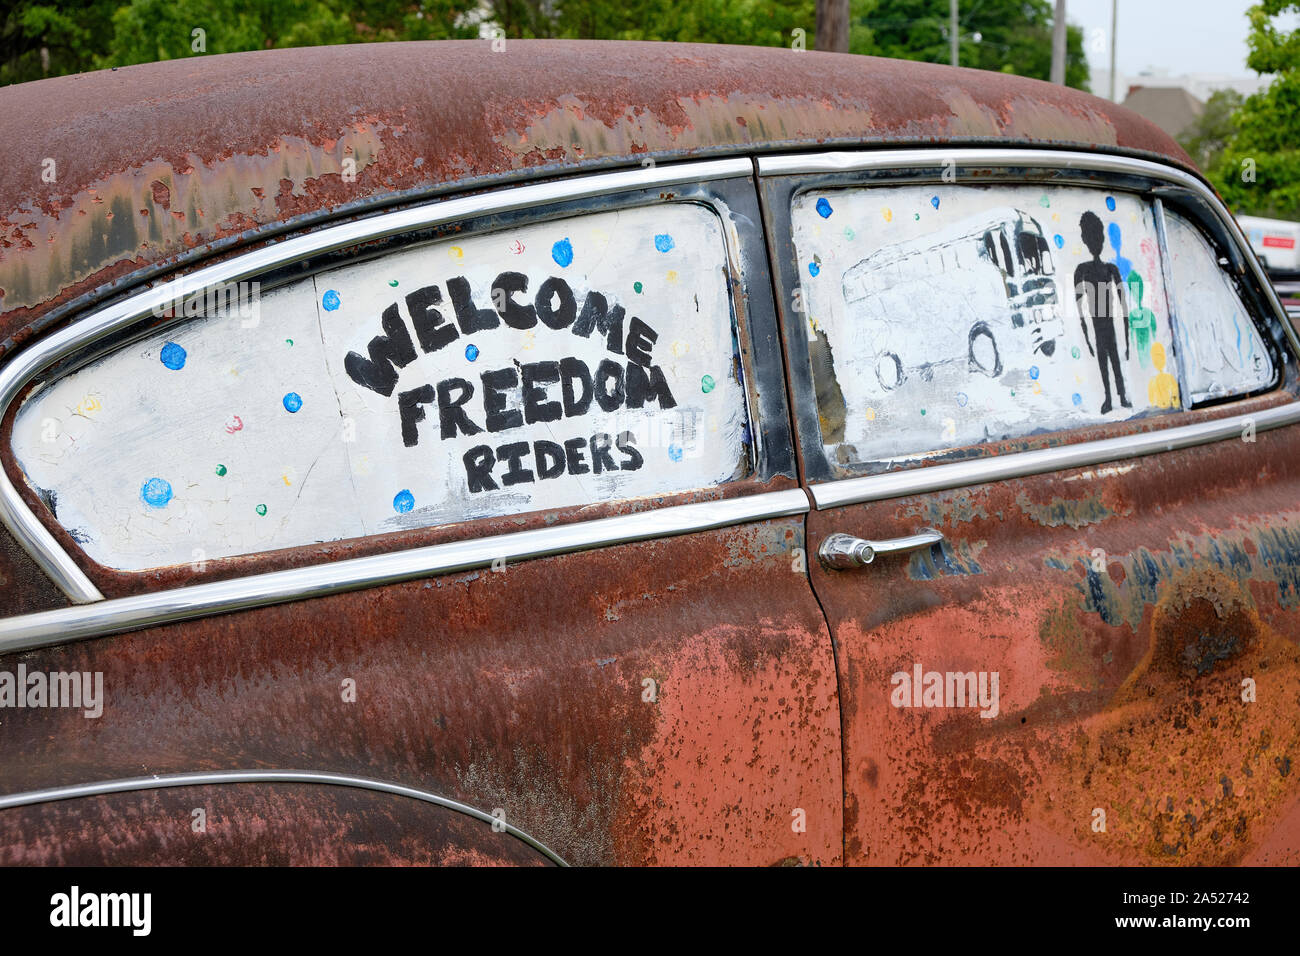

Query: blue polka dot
(956, 392), (969, 407)
(1105, 196), (1116, 212)
(930, 195), (941, 210)
(1072, 392), (1083, 406)
(282, 392), (303, 413)
(668, 445), (683, 462)
(393, 489), (415, 514)
(322, 290), (341, 311)
(160, 342), (187, 370)
(465, 344), (479, 362)
(808, 261), (821, 277)
(815, 198), (833, 218)
(551, 238), (574, 268)
(654, 234), (675, 253)
(1053, 234), (1064, 249)
(1029, 366), (1040, 380)
(141, 478), (173, 508)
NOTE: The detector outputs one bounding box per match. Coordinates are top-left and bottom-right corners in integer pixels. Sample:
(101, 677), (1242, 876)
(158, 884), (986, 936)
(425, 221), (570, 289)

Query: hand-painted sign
(13, 204), (750, 570)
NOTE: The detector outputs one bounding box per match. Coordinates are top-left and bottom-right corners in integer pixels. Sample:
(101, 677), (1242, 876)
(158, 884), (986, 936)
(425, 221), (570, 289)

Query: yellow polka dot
(882, 208), (893, 223)
(671, 340), (689, 357)
(448, 246), (464, 261)
(666, 270), (678, 283)
(865, 407), (877, 421)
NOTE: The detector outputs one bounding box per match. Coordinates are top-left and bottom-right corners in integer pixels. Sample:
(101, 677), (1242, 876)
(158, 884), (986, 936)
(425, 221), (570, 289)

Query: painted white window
(1163, 210), (1273, 404)
(791, 183), (1272, 467)
(12, 203), (750, 571)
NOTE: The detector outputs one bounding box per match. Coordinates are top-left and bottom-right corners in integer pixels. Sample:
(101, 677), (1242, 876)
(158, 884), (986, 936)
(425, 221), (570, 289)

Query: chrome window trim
(760, 147), (1300, 510)
(0, 488), (809, 654)
(0, 769), (567, 866)
(809, 401), (1300, 510)
(0, 157), (753, 604)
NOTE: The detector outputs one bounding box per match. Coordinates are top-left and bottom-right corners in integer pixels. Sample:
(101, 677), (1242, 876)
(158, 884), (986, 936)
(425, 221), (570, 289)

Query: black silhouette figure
(1073, 211), (1131, 414)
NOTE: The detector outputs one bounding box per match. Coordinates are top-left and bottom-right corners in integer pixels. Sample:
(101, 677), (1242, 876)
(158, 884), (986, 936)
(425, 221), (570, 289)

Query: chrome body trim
(0, 769), (568, 866)
(0, 158), (754, 603)
(810, 401), (1300, 510)
(0, 488), (809, 654)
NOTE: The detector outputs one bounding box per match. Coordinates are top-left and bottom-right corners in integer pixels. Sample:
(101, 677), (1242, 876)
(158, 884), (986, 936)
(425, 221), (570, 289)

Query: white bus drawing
(842, 207), (1065, 391)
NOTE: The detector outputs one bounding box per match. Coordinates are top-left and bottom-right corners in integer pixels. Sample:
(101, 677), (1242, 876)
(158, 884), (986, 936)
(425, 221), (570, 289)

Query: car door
(0, 160), (842, 866)
(761, 148), (1300, 865)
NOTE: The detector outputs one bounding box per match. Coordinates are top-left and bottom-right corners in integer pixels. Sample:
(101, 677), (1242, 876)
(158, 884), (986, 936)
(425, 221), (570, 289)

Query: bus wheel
(969, 323), (1002, 377)
(876, 351), (905, 390)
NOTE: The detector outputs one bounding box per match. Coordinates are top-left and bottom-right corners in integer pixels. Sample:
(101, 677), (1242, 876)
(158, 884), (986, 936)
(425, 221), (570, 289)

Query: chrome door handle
(818, 529), (944, 570)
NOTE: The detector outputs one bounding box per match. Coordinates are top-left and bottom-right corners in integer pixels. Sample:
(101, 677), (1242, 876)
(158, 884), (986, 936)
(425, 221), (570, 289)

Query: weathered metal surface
(0, 521), (69, 616)
(0, 514), (843, 865)
(810, 420), (1300, 865)
(0, 785), (550, 865)
(0, 40), (1192, 352)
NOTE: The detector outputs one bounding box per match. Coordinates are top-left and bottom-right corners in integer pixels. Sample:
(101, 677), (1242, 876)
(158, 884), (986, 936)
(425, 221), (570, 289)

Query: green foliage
(1209, 2), (1300, 220)
(1, 0), (118, 85)
(3, 0), (1087, 88)
(1178, 89), (1242, 171)
(848, 0), (1091, 90)
(102, 0), (479, 67)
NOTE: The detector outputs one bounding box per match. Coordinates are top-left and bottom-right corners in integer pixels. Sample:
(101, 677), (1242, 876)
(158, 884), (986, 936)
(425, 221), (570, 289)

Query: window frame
(757, 148), (1300, 499)
(0, 158), (799, 603)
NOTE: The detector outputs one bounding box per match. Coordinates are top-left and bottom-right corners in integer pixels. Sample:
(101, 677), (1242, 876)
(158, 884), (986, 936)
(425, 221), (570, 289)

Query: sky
(1063, 0), (1298, 78)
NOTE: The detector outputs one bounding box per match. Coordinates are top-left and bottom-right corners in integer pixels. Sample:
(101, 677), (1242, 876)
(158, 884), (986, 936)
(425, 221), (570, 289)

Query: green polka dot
(285, 339), (293, 347)
(844, 226), (856, 240)
(633, 281), (643, 294)
(388, 279), (399, 287)
(701, 374), (716, 394)
(1071, 346), (1081, 359)
(255, 504), (267, 516)
(215, 464), (227, 477)
(920, 408), (926, 416)
(914, 213), (920, 220)
(1039, 194), (1051, 207)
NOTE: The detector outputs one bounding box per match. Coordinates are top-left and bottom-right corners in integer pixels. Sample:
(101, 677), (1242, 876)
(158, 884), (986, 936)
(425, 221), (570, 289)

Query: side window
(790, 183), (1275, 468)
(12, 202), (750, 571)
(1163, 210), (1273, 403)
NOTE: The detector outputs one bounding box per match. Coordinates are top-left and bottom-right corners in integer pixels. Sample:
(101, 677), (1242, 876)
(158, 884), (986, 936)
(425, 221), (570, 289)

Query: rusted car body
(0, 41), (1296, 866)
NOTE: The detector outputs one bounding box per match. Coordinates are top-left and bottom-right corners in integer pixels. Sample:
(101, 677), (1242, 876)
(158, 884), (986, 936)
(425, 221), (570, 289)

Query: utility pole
(1109, 0), (1118, 100)
(1050, 0), (1067, 85)
(951, 0), (959, 66)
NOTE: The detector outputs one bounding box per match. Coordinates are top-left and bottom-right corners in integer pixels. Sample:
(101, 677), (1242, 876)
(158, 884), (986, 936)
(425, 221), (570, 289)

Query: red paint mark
(224, 415), (244, 434)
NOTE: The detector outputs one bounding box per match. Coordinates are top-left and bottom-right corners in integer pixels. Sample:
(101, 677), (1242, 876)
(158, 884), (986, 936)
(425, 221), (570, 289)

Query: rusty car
(0, 40), (1296, 866)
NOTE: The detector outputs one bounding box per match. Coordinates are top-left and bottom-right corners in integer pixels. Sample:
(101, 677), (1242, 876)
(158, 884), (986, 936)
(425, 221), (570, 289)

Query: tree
(848, 0), (1091, 90)
(1, 0), (118, 85)
(817, 0), (850, 52)
(1178, 89), (1242, 172)
(1210, 1), (1300, 220)
(101, 0), (478, 67)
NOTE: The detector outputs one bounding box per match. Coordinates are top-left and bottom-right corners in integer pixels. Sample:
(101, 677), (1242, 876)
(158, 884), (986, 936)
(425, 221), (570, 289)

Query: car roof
(0, 39), (1195, 349)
